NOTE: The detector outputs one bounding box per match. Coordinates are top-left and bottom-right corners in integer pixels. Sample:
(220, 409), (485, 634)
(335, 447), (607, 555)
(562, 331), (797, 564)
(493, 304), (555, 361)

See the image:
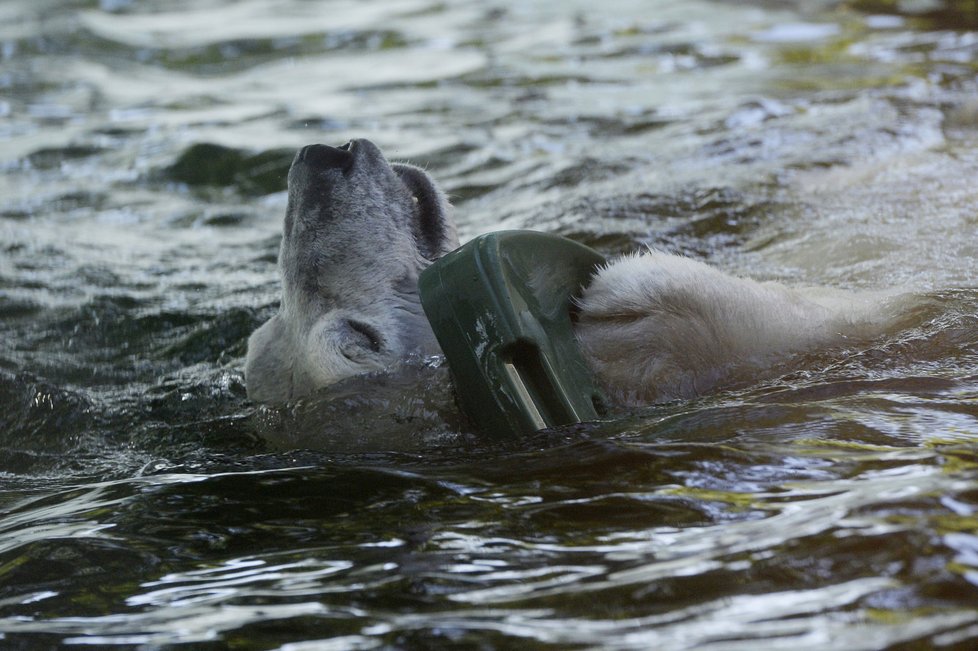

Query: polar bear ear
(391, 163), (459, 261)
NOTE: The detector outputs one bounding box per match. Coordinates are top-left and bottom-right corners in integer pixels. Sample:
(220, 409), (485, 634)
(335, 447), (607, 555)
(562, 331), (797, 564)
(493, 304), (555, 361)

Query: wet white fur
(575, 250), (904, 406)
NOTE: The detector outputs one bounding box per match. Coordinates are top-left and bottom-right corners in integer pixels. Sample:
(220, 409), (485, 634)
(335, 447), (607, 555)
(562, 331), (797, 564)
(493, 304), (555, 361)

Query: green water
(2, 0), (978, 648)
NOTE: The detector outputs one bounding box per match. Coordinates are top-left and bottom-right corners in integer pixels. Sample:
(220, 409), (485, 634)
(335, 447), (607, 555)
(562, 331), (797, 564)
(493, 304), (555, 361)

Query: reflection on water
(2, 0), (978, 647)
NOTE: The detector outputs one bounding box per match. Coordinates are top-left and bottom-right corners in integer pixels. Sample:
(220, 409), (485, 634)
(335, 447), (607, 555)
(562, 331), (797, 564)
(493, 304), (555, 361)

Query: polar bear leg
(575, 251), (894, 406)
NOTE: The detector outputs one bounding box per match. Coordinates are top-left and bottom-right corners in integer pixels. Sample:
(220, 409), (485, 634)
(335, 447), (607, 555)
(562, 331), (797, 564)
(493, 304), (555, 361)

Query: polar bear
(247, 139), (906, 407)
(245, 139), (458, 403)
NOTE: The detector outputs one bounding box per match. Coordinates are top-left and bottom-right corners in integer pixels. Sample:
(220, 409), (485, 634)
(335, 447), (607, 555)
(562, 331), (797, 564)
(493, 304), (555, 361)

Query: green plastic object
(419, 230), (608, 436)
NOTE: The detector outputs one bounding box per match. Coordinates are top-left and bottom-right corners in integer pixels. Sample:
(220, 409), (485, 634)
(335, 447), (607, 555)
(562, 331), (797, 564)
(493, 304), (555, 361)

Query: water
(2, 0), (978, 647)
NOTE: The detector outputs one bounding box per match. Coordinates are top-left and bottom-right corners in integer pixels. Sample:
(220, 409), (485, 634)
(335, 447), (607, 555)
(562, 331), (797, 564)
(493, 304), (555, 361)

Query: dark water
(3, 0), (978, 648)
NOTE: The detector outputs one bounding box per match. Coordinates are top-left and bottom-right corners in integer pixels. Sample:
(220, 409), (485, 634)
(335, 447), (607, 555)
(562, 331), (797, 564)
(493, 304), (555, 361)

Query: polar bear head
(245, 139), (459, 403)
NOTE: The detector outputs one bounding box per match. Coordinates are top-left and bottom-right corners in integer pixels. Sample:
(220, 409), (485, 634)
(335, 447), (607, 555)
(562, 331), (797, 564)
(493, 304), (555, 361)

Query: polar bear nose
(297, 143), (353, 171)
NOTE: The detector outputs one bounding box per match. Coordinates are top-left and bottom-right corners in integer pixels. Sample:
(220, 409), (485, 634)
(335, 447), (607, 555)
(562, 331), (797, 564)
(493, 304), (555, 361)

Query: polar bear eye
(346, 319), (384, 354)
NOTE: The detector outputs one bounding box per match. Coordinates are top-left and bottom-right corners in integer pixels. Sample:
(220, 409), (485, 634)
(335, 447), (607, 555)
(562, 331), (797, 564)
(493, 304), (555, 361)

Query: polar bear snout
(290, 139), (387, 179)
(294, 142), (353, 172)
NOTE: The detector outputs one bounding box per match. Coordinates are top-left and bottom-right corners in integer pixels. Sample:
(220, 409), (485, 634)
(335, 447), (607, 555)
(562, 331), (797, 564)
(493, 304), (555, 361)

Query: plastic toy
(419, 231), (608, 436)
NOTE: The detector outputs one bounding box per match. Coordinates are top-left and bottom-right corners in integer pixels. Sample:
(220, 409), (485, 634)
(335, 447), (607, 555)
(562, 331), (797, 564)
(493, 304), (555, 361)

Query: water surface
(2, 0), (978, 648)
